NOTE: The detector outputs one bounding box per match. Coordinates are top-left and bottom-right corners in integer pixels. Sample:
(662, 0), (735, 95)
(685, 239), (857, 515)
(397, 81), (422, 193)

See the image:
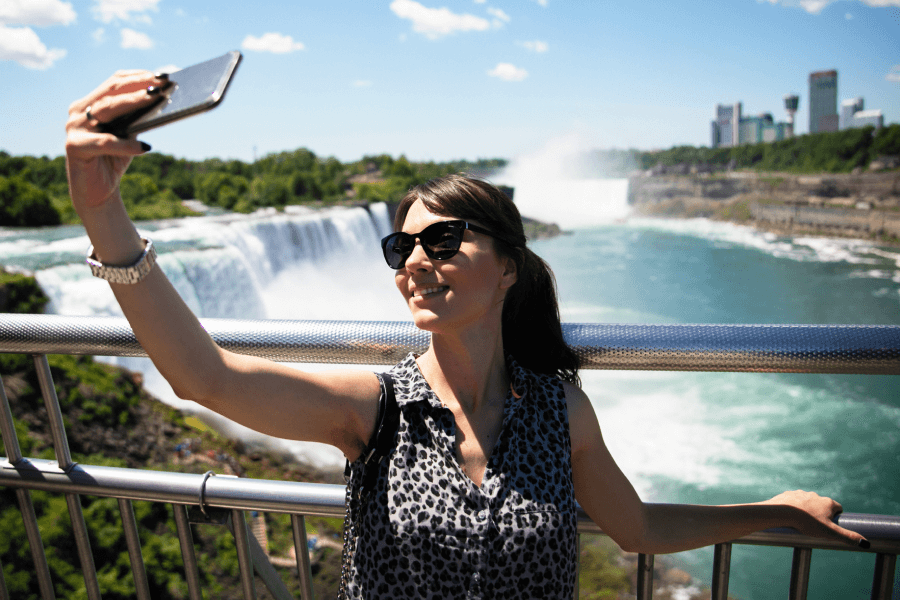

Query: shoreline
(629, 170), (900, 248)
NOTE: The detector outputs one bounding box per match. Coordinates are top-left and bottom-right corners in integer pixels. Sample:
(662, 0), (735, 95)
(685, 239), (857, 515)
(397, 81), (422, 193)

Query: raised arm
(65, 70), (379, 461)
(565, 383), (868, 554)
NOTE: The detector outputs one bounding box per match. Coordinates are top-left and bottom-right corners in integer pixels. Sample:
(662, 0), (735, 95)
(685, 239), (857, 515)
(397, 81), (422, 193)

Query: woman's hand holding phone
(65, 71), (168, 214)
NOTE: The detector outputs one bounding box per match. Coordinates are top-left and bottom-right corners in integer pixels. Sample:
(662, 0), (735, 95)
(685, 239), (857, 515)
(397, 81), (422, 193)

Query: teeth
(416, 286), (447, 297)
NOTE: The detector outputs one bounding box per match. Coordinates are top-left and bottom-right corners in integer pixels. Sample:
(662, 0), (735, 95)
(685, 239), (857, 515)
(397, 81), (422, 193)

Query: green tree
(0, 175), (61, 226)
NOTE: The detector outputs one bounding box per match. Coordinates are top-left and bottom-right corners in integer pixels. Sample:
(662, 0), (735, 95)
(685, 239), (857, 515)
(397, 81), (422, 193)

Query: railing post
(636, 553), (654, 600)
(117, 498), (151, 600)
(870, 553), (897, 600)
(788, 547), (812, 600)
(711, 542), (732, 600)
(0, 375), (56, 599)
(33, 355), (101, 600)
(231, 510), (258, 600)
(173, 504), (204, 600)
(13, 488), (56, 600)
(291, 514), (315, 600)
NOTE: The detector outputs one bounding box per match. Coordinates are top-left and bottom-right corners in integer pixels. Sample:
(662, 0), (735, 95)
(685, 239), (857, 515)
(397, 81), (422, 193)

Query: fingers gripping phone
(101, 50), (242, 138)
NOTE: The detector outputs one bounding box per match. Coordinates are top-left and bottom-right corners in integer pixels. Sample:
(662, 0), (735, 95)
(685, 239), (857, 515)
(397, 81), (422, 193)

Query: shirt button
(477, 509), (488, 522)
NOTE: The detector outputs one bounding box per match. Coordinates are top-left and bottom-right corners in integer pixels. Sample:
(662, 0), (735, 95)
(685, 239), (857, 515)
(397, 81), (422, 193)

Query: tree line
(0, 149), (507, 227)
(2, 124), (898, 227)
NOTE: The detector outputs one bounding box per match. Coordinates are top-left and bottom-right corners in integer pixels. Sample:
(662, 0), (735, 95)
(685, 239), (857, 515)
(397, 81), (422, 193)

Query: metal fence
(1, 314), (899, 600)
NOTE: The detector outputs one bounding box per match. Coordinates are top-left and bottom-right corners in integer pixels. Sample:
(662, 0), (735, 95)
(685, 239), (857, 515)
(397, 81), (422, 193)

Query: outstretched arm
(565, 383), (867, 554)
(65, 70), (380, 461)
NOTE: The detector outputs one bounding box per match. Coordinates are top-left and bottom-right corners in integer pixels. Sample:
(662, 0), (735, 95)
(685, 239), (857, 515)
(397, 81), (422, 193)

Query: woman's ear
(499, 255), (518, 290)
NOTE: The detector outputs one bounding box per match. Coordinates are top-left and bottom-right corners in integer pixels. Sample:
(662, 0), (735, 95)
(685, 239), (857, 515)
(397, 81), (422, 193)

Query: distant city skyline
(711, 67), (888, 148)
(1, 1), (898, 162)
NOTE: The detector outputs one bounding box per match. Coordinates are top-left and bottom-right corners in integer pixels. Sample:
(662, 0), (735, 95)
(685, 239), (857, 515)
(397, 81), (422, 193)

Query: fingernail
(154, 72), (169, 80)
(858, 539), (871, 549)
(140, 142), (152, 153)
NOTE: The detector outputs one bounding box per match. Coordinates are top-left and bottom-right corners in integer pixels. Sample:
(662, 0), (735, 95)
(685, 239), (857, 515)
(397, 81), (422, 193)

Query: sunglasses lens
(383, 233), (412, 268)
(421, 222), (463, 259)
(381, 221), (467, 269)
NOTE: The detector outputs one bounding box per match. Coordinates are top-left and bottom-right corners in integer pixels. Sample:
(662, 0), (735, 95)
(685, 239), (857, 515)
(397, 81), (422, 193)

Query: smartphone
(101, 50), (242, 138)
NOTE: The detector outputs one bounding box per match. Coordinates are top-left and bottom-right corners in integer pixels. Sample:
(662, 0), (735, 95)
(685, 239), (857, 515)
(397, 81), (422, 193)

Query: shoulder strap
(360, 373), (398, 501)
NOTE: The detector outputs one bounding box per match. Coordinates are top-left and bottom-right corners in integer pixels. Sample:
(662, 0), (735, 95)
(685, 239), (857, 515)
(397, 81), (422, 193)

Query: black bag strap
(343, 372), (399, 501)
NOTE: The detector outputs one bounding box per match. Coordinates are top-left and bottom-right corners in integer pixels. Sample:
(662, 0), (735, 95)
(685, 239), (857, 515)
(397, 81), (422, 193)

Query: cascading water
(2, 203), (405, 468)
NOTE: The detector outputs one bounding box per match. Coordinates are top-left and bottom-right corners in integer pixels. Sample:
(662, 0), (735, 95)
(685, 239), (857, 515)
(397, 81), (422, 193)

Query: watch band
(86, 238), (157, 284)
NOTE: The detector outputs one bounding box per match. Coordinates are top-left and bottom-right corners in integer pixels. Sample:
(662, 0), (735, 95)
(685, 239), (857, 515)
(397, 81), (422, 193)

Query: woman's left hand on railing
(761, 489), (869, 548)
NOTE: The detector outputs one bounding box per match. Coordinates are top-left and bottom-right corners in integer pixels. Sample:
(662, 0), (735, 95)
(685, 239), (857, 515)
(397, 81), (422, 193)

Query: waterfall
(12, 203), (402, 469)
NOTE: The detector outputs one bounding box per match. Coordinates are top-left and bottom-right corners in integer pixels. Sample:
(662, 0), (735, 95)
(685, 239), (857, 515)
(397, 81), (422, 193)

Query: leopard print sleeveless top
(343, 353), (578, 599)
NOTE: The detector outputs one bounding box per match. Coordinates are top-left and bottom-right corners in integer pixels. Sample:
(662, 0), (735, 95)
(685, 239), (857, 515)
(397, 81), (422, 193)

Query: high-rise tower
(809, 70), (838, 133)
(783, 94), (799, 138)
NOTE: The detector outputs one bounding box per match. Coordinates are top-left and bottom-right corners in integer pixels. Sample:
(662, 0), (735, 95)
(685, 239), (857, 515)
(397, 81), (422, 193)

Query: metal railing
(1, 314), (899, 600)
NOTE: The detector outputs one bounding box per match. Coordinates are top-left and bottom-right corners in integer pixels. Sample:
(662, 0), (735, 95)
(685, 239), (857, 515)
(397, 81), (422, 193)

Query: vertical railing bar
(33, 356), (101, 599)
(0, 374), (24, 463)
(870, 553), (897, 600)
(636, 553), (654, 600)
(711, 542), (732, 600)
(31, 355), (74, 470)
(14, 488), (56, 600)
(117, 498), (151, 600)
(238, 521), (293, 600)
(172, 504), (204, 600)
(231, 510), (258, 600)
(290, 514), (315, 600)
(574, 533), (581, 600)
(64, 493), (102, 600)
(788, 547), (812, 600)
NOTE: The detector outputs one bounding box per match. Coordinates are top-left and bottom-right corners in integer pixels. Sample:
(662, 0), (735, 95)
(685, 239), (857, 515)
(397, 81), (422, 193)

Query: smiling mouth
(413, 286), (449, 298)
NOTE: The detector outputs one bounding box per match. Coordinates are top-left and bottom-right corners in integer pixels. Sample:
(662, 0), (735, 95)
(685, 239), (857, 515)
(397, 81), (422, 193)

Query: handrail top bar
(3, 457), (899, 554)
(0, 314), (898, 374)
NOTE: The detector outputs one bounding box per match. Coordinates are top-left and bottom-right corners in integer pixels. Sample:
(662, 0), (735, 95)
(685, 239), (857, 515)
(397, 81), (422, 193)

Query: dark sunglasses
(380, 220), (502, 269)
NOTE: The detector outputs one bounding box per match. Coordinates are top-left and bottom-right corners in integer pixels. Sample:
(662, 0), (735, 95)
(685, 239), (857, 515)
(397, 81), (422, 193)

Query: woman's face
(394, 200), (517, 336)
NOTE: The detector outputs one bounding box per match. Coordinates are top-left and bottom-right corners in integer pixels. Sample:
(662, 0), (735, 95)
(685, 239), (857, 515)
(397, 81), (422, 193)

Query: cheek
(394, 272), (408, 296)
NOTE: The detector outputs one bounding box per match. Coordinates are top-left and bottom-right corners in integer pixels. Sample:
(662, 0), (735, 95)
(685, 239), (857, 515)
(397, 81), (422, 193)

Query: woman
(66, 71), (866, 599)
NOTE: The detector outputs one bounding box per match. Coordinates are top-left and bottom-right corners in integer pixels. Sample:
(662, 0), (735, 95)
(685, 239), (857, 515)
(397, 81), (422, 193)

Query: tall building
(809, 70), (838, 133)
(841, 97), (884, 130)
(711, 103), (789, 148)
(711, 103), (741, 148)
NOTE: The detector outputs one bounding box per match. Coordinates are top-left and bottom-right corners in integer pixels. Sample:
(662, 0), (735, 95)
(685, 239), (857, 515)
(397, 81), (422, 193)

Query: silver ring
(85, 105), (104, 125)
(198, 470), (216, 518)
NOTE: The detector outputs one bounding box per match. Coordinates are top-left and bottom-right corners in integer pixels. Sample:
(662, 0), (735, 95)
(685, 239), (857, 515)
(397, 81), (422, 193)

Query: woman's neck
(417, 327), (508, 415)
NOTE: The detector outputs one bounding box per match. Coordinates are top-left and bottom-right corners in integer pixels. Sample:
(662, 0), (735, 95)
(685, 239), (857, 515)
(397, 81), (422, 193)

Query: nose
(403, 238), (432, 271)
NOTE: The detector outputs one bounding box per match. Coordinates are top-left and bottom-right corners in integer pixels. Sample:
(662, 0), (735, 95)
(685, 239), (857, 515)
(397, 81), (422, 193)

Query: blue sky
(2, 0), (898, 163)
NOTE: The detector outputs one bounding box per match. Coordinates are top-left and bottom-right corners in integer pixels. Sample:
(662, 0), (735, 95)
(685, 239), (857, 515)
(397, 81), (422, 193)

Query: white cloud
(534, 0), (548, 6)
(155, 63), (180, 75)
(520, 40), (549, 53)
(390, 0), (491, 40)
(92, 27), (105, 43)
(241, 32), (305, 53)
(887, 65), (900, 83)
(0, 24), (66, 69)
(0, 0), (76, 26)
(487, 7), (511, 25)
(845, 11), (854, 17)
(474, 0), (486, 3)
(759, 0), (899, 14)
(353, 80), (373, 87)
(120, 27), (153, 49)
(92, 0), (160, 23)
(488, 62), (528, 82)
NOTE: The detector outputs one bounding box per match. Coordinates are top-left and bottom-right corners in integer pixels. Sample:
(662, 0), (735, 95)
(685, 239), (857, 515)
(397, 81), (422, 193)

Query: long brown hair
(394, 174), (581, 385)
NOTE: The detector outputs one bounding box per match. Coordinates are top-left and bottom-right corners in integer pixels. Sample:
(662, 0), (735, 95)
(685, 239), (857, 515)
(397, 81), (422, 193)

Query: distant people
(66, 70), (867, 599)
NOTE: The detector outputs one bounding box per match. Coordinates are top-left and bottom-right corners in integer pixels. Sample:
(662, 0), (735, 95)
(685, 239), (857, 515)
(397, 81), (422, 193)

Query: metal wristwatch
(86, 238), (157, 284)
